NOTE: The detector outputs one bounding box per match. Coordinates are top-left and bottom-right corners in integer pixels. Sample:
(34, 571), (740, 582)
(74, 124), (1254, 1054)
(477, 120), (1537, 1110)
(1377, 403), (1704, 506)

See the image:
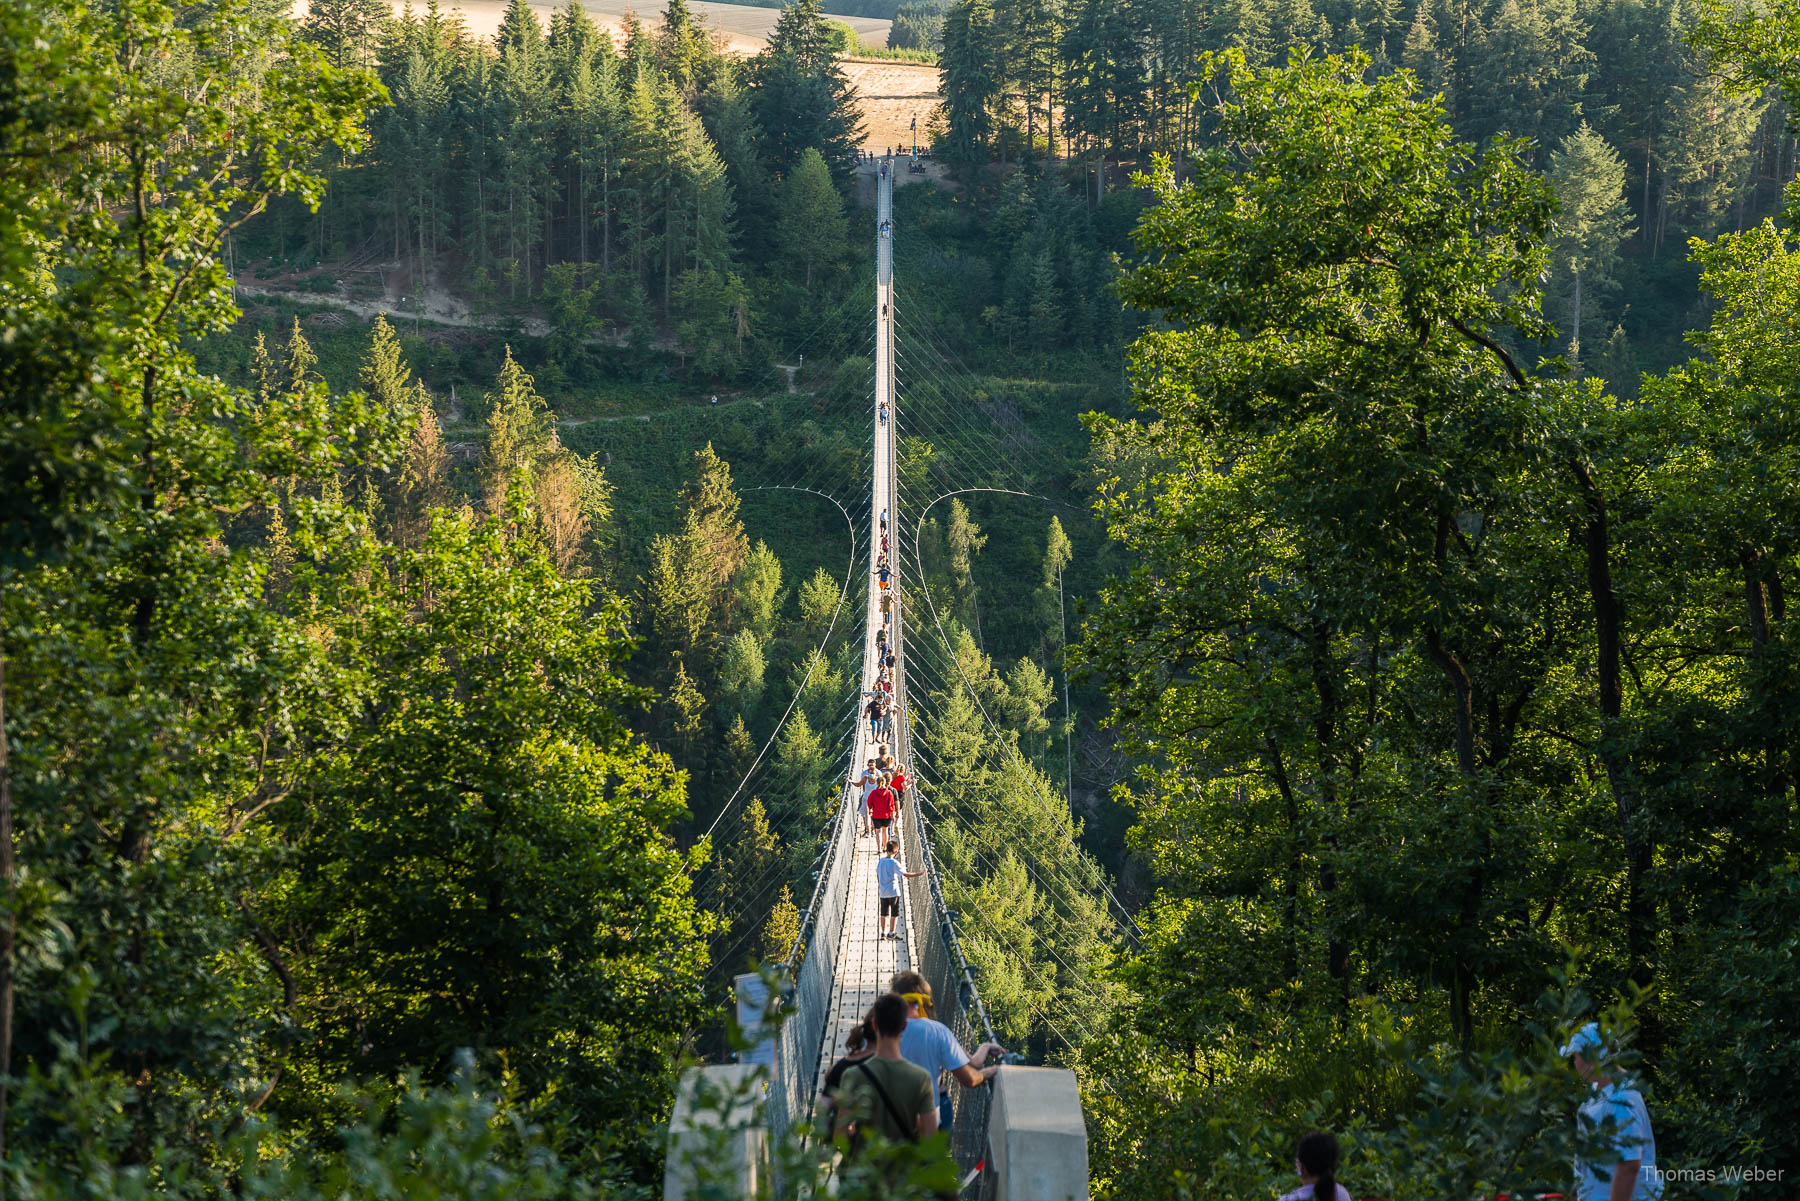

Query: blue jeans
(937, 1091), (953, 1136)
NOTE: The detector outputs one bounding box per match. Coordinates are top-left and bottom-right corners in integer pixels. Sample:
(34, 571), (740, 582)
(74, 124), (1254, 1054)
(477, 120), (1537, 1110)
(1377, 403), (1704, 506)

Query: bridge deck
(810, 166), (915, 1104)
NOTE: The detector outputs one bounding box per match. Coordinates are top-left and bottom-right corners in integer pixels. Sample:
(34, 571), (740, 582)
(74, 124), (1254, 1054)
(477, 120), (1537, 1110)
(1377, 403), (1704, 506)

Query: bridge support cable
(690, 489), (864, 909)
(888, 343), (1041, 496)
(894, 644), (1126, 1017)
(898, 492), (1145, 945)
(717, 168), (1037, 1197)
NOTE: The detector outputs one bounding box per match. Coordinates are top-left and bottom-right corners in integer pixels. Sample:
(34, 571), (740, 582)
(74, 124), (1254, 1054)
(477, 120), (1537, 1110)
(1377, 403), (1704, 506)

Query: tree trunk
(1572, 459), (1654, 986)
(1570, 266), (1582, 363)
(0, 599), (15, 1188)
(1744, 549), (1770, 651)
(1309, 618), (1350, 1002)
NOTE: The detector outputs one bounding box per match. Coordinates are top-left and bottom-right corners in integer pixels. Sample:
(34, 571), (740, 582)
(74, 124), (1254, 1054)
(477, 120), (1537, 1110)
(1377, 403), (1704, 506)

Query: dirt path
(235, 283), (552, 336)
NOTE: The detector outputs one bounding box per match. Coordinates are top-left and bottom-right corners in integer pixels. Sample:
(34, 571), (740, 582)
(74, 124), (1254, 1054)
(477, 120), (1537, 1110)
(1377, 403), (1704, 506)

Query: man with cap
(1562, 1021), (1662, 1201)
(889, 970), (1005, 1136)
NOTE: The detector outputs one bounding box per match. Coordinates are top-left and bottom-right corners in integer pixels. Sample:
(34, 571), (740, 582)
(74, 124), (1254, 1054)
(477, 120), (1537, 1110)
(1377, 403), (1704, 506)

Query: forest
(2, 0), (1799, 1192)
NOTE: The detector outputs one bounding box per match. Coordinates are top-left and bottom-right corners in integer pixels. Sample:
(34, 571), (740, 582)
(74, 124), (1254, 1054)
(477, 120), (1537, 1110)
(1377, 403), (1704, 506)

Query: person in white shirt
(1278, 1132), (1351, 1201)
(1564, 1022), (1662, 1201)
(888, 970), (1005, 1135)
(875, 841), (921, 940)
(853, 760), (878, 836)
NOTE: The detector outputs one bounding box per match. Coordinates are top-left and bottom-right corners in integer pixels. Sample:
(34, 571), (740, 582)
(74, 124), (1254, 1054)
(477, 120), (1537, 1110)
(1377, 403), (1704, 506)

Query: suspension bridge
(666, 166), (1122, 1200)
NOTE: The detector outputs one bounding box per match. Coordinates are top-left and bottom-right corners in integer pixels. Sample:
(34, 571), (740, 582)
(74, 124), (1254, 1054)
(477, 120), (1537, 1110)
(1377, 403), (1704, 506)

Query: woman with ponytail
(815, 1008), (880, 1135)
(1280, 1131), (1351, 1201)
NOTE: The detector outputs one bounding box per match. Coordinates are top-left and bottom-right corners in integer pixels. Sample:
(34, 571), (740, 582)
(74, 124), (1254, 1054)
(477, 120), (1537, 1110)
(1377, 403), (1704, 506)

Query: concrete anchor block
(663, 1065), (768, 1201)
(988, 1066), (1089, 1201)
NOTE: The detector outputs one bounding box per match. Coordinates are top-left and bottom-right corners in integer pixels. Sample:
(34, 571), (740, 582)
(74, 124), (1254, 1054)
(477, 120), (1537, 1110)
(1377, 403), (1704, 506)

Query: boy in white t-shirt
(875, 841), (921, 940)
(1564, 1022), (1662, 1201)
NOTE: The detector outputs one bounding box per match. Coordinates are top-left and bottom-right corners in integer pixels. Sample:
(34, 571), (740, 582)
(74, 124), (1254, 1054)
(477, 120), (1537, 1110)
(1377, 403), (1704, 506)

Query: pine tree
(481, 346), (557, 512)
(724, 713), (756, 779)
(734, 541), (784, 640)
(997, 0), (1065, 159)
(946, 497), (988, 639)
(264, 501), (295, 598)
(1467, 0), (1594, 159)
(1403, 0), (1452, 104)
(1025, 243), (1061, 350)
(761, 885), (803, 963)
(396, 382), (450, 545)
(1210, 0), (1274, 66)
(718, 627), (768, 716)
(697, 70), (775, 264)
(664, 660), (708, 759)
(775, 147), (848, 287)
(494, 0), (554, 294)
(1269, 0), (1331, 55)
(1042, 514), (1073, 589)
(301, 0), (388, 68)
(250, 331), (277, 409)
(684, 443), (750, 603)
(796, 566), (840, 642)
(658, 0), (710, 98)
(647, 532), (712, 662)
(1059, 0), (1148, 196)
(942, 0), (1006, 163)
(359, 314), (413, 413)
(1549, 123), (1634, 362)
(749, 0), (864, 182)
(385, 44), (451, 275)
(284, 317), (319, 392)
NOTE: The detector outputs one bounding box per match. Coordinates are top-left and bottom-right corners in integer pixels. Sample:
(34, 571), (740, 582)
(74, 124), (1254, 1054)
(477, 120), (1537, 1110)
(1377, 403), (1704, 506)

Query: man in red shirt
(867, 777), (898, 848)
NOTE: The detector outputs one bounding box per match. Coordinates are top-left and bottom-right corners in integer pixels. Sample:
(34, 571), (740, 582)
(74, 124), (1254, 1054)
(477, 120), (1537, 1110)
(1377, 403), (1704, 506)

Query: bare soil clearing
(354, 0), (890, 53)
(841, 58), (940, 153)
(312, 1), (935, 150)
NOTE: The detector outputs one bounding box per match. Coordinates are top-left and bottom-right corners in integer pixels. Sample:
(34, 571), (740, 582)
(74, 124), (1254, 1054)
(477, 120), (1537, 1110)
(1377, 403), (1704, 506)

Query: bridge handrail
(764, 778), (858, 1146)
(894, 701), (998, 1182)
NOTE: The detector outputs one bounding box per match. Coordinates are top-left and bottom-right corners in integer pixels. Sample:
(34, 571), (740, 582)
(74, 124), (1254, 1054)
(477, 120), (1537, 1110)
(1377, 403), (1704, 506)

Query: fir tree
(775, 147), (848, 287)
(284, 316), (319, 392)
(1549, 123), (1634, 362)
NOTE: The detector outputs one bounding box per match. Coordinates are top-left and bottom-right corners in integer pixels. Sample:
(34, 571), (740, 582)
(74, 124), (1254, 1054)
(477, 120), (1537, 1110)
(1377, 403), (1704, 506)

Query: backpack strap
(854, 1061), (919, 1144)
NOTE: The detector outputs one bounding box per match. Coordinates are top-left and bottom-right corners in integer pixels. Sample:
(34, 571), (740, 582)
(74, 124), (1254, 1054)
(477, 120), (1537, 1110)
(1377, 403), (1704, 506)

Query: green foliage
(777, 147), (851, 287)
(0, 1), (707, 1187)
(749, 0), (865, 185)
(1549, 123), (1634, 362)
(1082, 42), (1800, 1198)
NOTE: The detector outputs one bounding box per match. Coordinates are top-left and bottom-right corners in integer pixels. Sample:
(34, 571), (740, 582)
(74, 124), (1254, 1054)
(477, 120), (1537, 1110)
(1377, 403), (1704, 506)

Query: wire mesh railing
(891, 562), (998, 1189)
(899, 778), (999, 1182)
(765, 779), (858, 1145)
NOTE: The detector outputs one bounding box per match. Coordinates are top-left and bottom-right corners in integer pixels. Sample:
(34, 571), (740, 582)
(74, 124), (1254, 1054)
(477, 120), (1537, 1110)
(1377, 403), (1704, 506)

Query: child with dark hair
(1280, 1132), (1350, 1201)
(816, 1008), (879, 1136)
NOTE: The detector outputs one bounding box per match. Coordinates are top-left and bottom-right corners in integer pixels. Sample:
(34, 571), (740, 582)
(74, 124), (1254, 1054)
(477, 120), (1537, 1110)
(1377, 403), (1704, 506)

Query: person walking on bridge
(817, 1007), (879, 1137)
(833, 993), (936, 1151)
(866, 694), (884, 743)
(875, 838), (919, 940)
(855, 759), (879, 837)
(890, 970), (1005, 1135)
(870, 781), (900, 847)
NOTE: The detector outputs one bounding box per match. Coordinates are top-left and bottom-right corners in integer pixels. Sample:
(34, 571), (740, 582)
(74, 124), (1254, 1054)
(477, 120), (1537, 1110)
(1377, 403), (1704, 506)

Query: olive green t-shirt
(836, 1055), (934, 1143)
